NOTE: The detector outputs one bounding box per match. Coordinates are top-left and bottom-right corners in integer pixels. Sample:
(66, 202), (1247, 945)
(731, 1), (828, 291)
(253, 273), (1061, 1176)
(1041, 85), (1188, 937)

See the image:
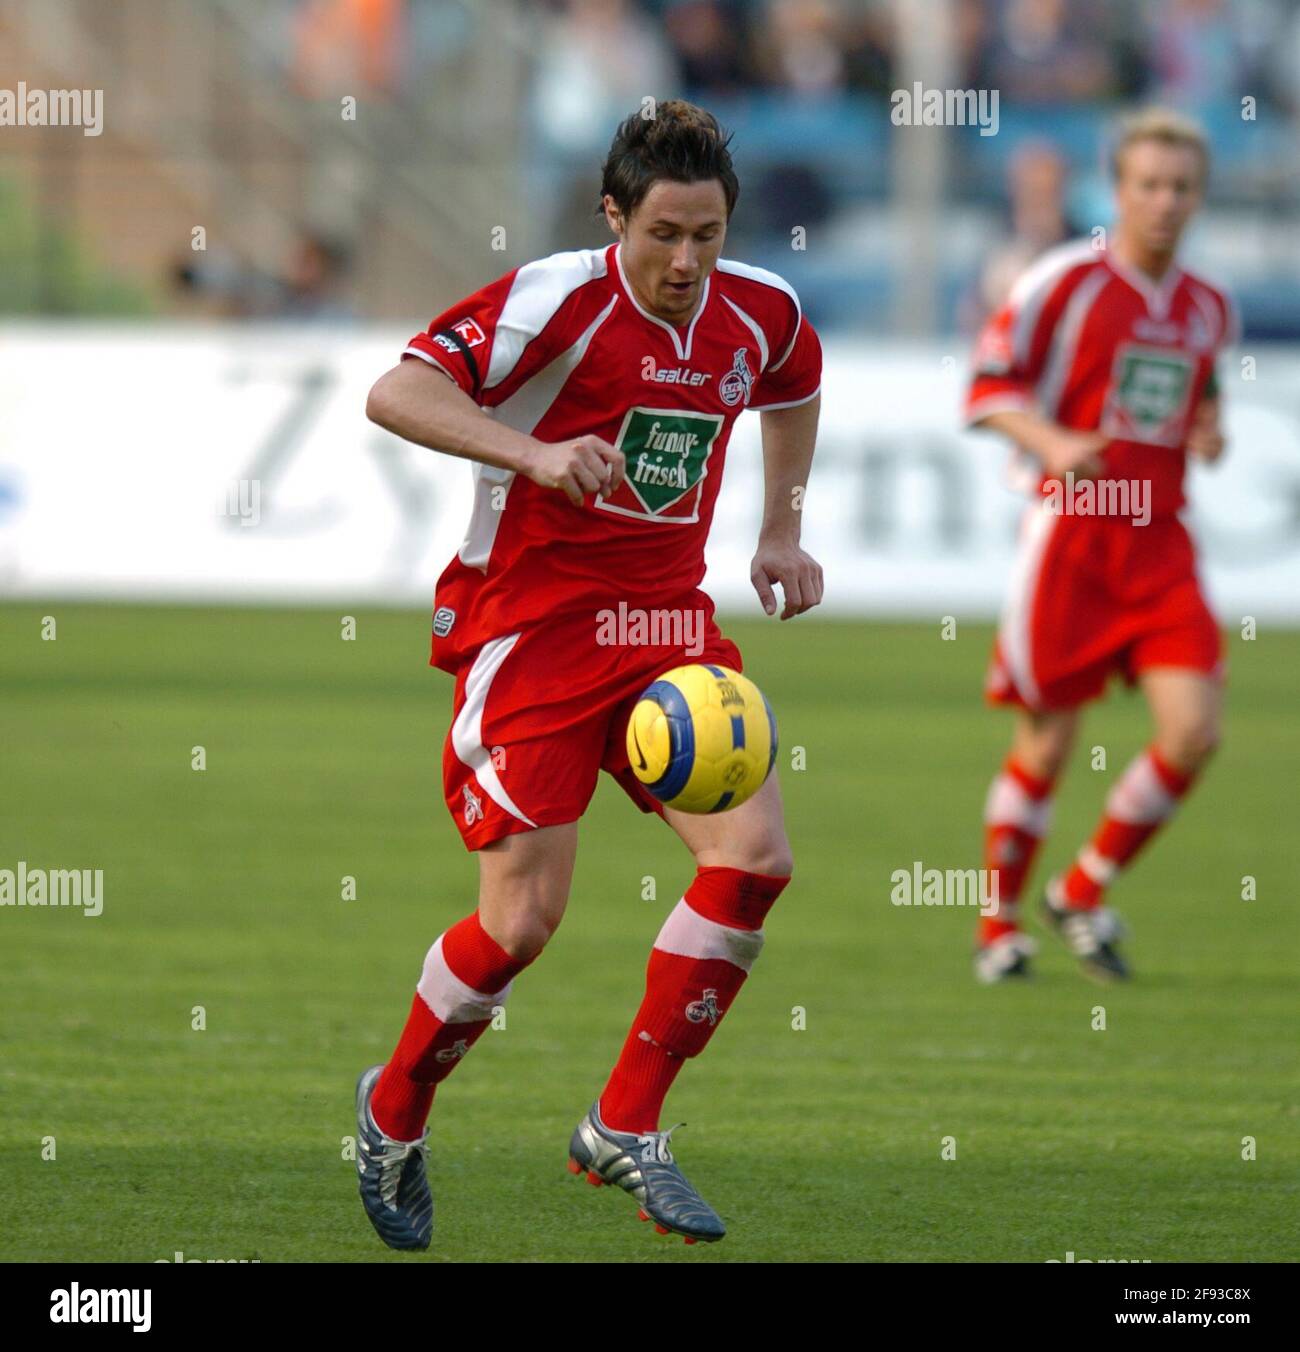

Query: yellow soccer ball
(626, 664), (777, 814)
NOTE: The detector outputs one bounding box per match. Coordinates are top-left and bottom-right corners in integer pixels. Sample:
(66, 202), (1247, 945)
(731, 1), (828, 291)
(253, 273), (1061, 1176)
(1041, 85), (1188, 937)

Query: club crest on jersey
(719, 347), (754, 406)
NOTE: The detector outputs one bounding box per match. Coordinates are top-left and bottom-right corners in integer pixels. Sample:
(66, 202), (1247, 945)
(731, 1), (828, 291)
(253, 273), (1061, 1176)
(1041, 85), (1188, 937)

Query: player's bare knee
(692, 843), (792, 881)
(484, 909), (556, 963)
(754, 842), (794, 879)
(1013, 711), (1077, 780)
(1163, 722), (1220, 771)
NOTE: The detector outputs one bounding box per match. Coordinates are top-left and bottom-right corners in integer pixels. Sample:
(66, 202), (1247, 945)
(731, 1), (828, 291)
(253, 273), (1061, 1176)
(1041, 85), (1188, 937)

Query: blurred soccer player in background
(965, 109), (1238, 984)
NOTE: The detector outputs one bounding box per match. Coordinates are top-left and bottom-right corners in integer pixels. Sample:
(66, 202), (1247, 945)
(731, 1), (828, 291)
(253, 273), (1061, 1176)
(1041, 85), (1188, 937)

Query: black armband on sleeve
(433, 328), (484, 402)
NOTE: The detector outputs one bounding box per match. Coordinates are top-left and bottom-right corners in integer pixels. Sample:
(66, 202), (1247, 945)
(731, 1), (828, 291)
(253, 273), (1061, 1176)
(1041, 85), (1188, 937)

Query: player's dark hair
(598, 99), (739, 222)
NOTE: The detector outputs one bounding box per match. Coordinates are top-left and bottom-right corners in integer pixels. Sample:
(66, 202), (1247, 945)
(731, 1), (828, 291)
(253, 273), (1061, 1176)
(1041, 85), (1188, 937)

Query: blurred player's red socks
(1060, 745), (1197, 910)
(371, 911), (534, 1141)
(980, 757), (1055, 946)
(599, 866), (789, 1135)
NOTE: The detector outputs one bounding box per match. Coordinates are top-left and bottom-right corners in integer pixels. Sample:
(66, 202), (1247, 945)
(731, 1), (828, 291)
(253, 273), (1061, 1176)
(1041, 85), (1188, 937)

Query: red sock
(1060, 746), (1198, 910)
(980, 757), (1055, 945)
(371, 911), (535, 1141)
(599, 866), (789, 1135)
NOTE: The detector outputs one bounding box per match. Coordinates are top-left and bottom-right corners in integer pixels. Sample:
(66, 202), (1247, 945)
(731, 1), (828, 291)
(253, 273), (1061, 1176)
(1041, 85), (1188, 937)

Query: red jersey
(402, 241), (822, 668)
(966, 238), (1239, 517)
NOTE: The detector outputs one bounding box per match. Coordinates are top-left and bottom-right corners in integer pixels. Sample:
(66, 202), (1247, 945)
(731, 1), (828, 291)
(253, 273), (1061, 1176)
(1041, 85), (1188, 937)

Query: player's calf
(369, 911), (539, 1142)
(1056, 743), (1202, 919)
(975, 754), (1058, 976)
(599, 866), (788, 1133)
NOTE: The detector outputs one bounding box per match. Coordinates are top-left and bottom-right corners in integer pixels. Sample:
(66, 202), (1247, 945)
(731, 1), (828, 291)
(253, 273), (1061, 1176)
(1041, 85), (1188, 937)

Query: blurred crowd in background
(532, 0), (1299, 111)
(1, 0), (1298, 335)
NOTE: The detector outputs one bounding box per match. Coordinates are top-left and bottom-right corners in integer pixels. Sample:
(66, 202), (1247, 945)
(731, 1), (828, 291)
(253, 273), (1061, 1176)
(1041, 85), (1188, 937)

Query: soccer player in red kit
(966, 110), (1238, 985)
(354, 101), (823, 1248)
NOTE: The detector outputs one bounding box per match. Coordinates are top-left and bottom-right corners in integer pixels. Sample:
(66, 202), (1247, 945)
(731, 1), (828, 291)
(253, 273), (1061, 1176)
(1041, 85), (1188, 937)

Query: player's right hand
(524, 436), (626, 507)
(1040, 428), (1108, 480)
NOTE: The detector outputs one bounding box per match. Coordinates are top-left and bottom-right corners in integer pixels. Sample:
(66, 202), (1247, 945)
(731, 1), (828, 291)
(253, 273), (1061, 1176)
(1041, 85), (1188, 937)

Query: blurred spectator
(531, 0), (680, 156)
(753, 0), (849, 97)
(1146, 0), (1246, 104)
(839, 0), (896, 98)
(951, 0), (992, 91)
(975, 0), (1117, 102)
(662, 0), (758, 96)
(171, 230), (355, 321)
(278, 232), (356, 321)
(960, 141), (1083, 331)
(291, 0), (406, 100)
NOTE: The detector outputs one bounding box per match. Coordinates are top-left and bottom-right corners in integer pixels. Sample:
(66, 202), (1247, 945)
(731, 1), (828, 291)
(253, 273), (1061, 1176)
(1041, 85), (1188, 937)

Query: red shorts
(436, 598), (743, 850)
(987, 506), (1223, 712)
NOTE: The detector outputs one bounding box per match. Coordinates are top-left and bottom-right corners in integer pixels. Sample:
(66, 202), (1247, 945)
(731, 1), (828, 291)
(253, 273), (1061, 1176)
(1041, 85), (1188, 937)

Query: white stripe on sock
(1106, 752), (1178, 825)
(416, 933), (513, 1023)
(984, 771), (1053, 836)
(653, 897), (764, 972)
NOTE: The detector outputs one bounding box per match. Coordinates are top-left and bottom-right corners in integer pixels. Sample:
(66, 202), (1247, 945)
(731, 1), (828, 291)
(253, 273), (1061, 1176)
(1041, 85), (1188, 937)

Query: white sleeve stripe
(751, 386), (820, 411)
(722, 296), (769, 369)
(767, 321), (802, 373)
(1188, 282), (1224, 346)
(1037, 267), (1111, 419)
(1007, 239), (1097, 367)
(485, 249), (609, 392)
(714, 256), (803, 371)
(965, 392), (1033, 425)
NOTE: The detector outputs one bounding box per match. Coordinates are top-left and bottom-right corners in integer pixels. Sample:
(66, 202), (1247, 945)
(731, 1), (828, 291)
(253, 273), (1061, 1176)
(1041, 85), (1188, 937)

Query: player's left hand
(1186, 402), (1226, 463)
(751, 539), (824, 620)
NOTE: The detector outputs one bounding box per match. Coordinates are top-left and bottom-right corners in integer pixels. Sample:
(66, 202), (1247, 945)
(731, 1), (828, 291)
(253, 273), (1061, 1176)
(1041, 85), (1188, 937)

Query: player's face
(606, 178), (728, 323)
(1114, 140), (1204, 257)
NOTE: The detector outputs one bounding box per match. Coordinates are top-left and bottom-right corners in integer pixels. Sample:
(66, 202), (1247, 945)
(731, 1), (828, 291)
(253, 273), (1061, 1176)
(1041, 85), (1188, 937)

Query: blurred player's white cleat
(1041, 881), (1130, 982)
(974, 930), (1037, 984)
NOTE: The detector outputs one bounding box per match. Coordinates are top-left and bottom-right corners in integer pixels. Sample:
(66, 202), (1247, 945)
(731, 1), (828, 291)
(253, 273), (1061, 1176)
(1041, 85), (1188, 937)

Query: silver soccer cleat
(355, 1064), (434, 1251)
(567, 1101), (726, 1244)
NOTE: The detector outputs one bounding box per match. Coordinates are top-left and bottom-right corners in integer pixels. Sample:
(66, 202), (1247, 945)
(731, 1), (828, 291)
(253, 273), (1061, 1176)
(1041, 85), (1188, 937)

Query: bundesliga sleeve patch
(432, 317), (486, 350)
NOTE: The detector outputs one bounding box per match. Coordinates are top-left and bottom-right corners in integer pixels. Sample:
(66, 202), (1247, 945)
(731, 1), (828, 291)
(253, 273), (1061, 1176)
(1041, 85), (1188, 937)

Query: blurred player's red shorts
(435, 597), (743, 851)
(987, 506), (1223, 712)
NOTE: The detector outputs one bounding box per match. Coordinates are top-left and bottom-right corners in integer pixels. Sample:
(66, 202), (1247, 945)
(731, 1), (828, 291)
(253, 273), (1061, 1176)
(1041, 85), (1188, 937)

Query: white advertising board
(0, 326), (1296, 621)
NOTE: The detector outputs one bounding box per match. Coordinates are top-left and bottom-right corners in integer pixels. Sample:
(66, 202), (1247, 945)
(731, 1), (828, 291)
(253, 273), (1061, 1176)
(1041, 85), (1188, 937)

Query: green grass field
(1, 603), (1296, 1263)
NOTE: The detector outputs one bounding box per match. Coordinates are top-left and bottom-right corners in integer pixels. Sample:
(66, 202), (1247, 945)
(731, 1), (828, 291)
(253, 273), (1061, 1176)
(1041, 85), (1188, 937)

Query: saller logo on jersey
(597, 406), (725, 521)
(433, 606), (456, 636)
